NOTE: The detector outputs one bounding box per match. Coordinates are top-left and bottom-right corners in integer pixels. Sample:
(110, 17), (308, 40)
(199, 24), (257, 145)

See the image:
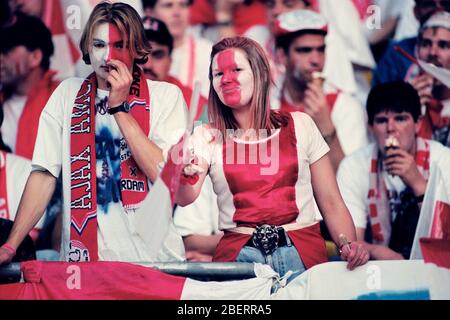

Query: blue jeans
(236, 242), (306, 285)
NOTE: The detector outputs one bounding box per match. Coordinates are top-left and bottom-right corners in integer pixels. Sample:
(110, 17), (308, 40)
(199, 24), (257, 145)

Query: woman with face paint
(176, 37), (369, 283)
(0, 2), (188, 265)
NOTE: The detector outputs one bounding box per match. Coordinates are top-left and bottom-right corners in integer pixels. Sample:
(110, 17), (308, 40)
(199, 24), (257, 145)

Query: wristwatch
(108, 101), (131, 115)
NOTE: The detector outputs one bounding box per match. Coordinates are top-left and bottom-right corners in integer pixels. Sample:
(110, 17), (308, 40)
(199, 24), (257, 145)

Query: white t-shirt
(31, 77), (187, 262)
(271, 80), (370, 156)
(190, 112), (329, 230)
(1, 95), (27, 153)
(337, 141), (450, 234)
(170, 35), (212, 98)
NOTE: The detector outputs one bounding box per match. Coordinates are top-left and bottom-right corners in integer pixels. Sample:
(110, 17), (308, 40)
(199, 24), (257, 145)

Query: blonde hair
(208, 37), (287, 135)
(80, 2), (152, 65)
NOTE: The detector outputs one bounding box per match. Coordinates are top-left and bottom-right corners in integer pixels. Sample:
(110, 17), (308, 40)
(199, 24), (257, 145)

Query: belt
(245, 225), (290, 255)
(228, 221), (318, 256)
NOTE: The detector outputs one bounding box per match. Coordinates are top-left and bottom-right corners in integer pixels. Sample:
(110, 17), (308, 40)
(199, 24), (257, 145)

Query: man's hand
(383, 148), (427, 196)
(304, 82), (334, 134)
(409, 73), (434, 106)
(106, 59), (133, 108)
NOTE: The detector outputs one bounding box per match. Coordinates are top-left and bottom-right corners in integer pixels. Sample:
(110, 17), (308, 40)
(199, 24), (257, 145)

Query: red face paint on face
(217, 49), (242, 106)
(108, 24), (133, 69)
(212, 48), (254, 109)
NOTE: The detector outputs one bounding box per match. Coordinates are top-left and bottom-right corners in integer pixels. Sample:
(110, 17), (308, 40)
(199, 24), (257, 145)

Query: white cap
(421, 11), (450, 32)
(274, 9), (328, 37)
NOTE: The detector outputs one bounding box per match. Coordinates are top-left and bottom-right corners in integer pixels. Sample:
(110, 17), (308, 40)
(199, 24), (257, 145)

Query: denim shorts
(236, 243), (306, 284)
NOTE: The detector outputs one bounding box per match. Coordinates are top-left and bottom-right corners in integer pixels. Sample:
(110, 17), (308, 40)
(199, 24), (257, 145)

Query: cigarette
(339, 234), (351, 252)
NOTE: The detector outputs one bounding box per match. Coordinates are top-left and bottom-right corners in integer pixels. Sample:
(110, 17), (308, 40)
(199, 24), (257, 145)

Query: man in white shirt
(272, 10), (369, 171)
(337, 81), (450, 260)
(0, 12), (59, 160)
(0, 2), (187, 265)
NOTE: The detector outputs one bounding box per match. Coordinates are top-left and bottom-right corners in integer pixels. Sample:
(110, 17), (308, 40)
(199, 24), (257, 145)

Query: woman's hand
(340, 241), (370, 270)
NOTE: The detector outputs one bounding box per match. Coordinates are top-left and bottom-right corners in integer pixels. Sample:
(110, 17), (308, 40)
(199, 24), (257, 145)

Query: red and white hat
(274, 9), (328, 37)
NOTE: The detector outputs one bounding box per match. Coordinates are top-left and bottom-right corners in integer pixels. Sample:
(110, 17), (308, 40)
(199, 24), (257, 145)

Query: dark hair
(0, 0), (12, 27)
(0, 12), (54, 70)
(80, 2), (152, 65)
(366, 81), (422, 125)
(142, 16), (173, 54)
(275, 29), (326, 54)
(141, 0), (193, 9)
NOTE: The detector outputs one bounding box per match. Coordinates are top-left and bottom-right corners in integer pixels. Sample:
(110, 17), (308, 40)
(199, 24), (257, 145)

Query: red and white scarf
(16, 70), (59, 160)
(69, 66), (150, 262)
(0, 151), (10, 221)
(367, 138), (431, 243)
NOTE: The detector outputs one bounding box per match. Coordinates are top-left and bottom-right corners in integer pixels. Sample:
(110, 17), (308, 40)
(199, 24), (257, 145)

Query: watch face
(123, 102), (131, 112)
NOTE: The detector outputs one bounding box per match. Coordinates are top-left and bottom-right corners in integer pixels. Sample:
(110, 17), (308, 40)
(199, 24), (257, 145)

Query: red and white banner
(0, 261), (274, 300)
(1, 260), (449, 300)
(410, 165), (450, 259)
(273, 260), (450, 300)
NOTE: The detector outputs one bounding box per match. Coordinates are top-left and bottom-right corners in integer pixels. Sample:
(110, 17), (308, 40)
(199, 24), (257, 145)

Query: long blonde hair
(79, 2), (152, 65)
(208, 37), (287, 135)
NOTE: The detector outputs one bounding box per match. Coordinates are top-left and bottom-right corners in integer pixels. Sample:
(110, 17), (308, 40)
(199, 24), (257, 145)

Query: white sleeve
(336, 153), (370, 229)
(31, 80), (69, 178)
(331, 94), (369, 156)
(148, 81), (188, 158)
(293, 112), (330, 164)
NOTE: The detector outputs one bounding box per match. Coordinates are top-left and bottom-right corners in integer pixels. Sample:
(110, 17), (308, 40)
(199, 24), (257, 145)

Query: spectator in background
(337, 81), (450, 260)
(412, 12), (450, 147)
(142, 0), (212, 97)
(8, 0), (81, 80)
(373, 0), (450, 86)
(188, 0), (270, 47)
(273, 10), (369, 171)
(0, 13), (59, 160)
(142, 16), (208, 120)
(263, 0), (359, 98)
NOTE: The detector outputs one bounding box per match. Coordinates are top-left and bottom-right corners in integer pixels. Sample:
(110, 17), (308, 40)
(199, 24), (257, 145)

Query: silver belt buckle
(252, 224), (280, 255)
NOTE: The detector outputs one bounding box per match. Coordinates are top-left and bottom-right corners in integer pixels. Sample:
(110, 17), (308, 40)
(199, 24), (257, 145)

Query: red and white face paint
(212, 48), (254, 110)
(90, 23), (133, 81)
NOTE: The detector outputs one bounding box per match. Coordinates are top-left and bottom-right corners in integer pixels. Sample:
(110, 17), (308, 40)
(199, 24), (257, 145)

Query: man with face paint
(176, 37), (370, 283)
(0, 2), (187, 265)
(0, 12), (58, 160)
(337, 81), (450, 260)
(273, 10), (369, 171)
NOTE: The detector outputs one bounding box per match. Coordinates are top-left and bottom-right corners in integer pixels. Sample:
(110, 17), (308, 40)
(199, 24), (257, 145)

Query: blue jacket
(372, 37), (417, 86)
